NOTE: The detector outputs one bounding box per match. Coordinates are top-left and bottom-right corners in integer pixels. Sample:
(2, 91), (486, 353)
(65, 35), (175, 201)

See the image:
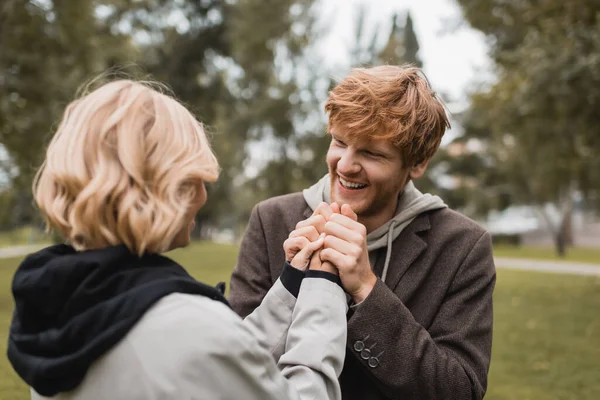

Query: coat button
(353, 341), (365, 352)
(360, 349), (371, 360)
(368, 357), (379, 368)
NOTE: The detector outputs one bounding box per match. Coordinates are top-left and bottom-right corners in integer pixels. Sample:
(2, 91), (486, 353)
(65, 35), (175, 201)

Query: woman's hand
(286, 233), (325, 271)
(308, 249), (339, 276)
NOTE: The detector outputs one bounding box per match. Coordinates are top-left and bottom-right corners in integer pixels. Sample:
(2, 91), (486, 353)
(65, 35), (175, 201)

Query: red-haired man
(230, 65), (496, 400)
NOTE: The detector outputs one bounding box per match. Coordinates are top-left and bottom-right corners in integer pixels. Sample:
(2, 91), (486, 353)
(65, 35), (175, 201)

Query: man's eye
(334, 138), (346, 147)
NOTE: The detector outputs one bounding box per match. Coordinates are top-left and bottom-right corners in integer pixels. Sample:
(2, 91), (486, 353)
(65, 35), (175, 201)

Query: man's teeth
(340, 177), (367, 189)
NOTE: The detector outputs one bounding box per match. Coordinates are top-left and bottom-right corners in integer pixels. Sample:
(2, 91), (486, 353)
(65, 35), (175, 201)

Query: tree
(379, 12), (422, 68)
(453, 0), (600, 255)
(0, 0), (322, 238)
(0, 0), (135, 227)
(403, 13), (422, 68)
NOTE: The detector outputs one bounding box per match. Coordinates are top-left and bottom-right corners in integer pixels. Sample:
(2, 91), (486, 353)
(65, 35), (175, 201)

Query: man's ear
(409, 159), (430, 180)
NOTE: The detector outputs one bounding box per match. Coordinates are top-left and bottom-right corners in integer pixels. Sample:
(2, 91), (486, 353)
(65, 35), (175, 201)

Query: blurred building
(443, 141), (600, 248)
(482, 202), (600, 248)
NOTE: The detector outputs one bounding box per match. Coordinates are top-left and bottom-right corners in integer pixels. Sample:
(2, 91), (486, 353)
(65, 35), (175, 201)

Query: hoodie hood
(7, 244), (228, 397)
(303, 174), (447, 281)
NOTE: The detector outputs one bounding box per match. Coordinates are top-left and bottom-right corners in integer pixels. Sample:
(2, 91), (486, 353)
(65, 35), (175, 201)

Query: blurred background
(0, 0), (599, 399)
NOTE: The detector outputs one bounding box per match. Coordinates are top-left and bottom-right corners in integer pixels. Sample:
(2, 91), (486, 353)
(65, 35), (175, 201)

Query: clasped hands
(284, 202), (377, 303)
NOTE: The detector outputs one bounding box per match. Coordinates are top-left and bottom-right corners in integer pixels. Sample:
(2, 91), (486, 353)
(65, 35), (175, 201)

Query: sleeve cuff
(305, 270), (343, 288)
(280, 261), (305, 298)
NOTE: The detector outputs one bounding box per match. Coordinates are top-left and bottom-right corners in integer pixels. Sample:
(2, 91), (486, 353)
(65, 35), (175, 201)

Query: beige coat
(33, 277), (348, 400)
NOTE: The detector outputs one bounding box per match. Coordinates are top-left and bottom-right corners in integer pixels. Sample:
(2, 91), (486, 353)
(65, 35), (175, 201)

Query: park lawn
(1, 228), (598, 265)
(0, 227), (51, 248)
(493, 245), (600, 264)
(0, 242), (598, 400)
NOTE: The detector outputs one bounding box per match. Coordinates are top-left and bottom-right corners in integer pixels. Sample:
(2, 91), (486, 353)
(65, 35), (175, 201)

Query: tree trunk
(191, 216), (214, 240)
(555, 192), (575, 257)
(562, 206), (574, 247)
(537, 206), (569, 258)
(554, 229), (566, 258)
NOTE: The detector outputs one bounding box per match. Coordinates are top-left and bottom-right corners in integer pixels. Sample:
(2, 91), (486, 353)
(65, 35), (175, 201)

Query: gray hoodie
(303, 174), (447, 283)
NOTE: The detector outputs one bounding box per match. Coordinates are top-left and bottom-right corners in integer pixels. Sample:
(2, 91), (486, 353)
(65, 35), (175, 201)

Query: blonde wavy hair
(34, 79), (219, 255)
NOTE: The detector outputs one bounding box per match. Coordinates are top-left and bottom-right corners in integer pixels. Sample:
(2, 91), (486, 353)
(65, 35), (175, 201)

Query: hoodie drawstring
(380, 220), (396, 284)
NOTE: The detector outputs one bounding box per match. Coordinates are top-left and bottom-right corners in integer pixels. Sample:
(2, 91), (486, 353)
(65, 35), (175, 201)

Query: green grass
(0, 242), (599, 399)
(487, 270), (600, 400)
(166, 241), (240, 288)
(0, 226), (51, 248)
(493, 245), (600, 264)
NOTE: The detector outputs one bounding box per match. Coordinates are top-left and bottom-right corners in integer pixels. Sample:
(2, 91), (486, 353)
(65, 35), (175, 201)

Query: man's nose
(337, 150), (361, 175)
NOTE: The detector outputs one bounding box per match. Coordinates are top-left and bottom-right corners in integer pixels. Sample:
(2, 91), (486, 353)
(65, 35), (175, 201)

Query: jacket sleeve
(242, 263), (303, 361)
(230, 203), (274, 318)
(346, 231), (496, 400)
(209, 277), (348, 400)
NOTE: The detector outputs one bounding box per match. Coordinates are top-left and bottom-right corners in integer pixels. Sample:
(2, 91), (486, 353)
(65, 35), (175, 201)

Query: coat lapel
(377, 213), (431, 292)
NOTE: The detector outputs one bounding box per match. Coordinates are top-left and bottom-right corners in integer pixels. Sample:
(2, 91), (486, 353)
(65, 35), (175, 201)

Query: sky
(315, 0), (494, 111)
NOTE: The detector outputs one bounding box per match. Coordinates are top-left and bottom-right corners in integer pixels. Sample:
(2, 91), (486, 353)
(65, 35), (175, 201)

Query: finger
(313, 202), (334, 220)
(324, 220), (365, 244)
(296, 215), (326, 233)
(330, 202), (341, 214)
(341, 204), (358, 221)
(328, 213), (367, 236)
(305, 234), (326, 253)
(284, 236), (310, 257)
(320, 248), (350, 270)
(292, 235), (325, 268)
(324, 234), (360, 256)
(289, 225), (320, 242)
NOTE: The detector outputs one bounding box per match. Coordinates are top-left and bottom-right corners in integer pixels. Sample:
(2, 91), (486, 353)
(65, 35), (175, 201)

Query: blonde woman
(7, 79), (347, 400)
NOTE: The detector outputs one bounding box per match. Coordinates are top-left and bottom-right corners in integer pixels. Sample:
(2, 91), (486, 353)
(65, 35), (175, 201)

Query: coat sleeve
(241, 263), (303, 361)
(206, 278), (348, 400)
(230, 203), (274, 318)
(345, 231), (496, 400)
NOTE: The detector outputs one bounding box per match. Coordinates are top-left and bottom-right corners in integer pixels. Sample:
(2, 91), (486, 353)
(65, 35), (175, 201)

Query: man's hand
(321, 204), (376, 303)
(283, 202), (340, 270)
(305, 202), (341, 227)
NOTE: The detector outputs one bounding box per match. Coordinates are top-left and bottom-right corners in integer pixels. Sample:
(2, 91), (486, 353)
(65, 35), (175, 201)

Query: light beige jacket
(33, 277), (348, 400)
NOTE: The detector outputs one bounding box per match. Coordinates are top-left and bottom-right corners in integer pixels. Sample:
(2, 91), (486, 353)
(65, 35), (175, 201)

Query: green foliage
(493, 244), (600, 265)
(0, 0), (321, 233)
(450, 0), (600, 254)
(0, 0), (137, 224)
(349, 8), (423, 68)
(0, 1), (450, 235)
(379, 12), (422, 68)
(455, 0), (600, 204)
